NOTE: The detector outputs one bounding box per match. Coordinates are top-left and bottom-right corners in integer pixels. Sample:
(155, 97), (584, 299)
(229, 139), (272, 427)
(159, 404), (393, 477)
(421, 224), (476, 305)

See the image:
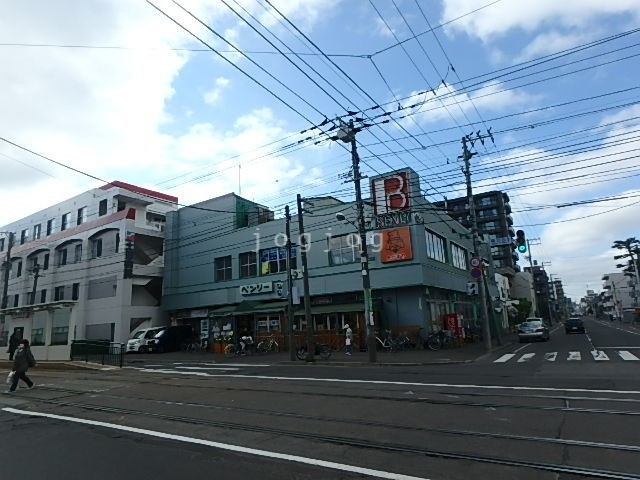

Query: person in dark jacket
(7, 331), (19, 361)
(7, 339), (35, 393)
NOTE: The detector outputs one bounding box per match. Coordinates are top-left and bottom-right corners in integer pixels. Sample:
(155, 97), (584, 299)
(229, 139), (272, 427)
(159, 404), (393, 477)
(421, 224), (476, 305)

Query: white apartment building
(0, 181), (178, 360)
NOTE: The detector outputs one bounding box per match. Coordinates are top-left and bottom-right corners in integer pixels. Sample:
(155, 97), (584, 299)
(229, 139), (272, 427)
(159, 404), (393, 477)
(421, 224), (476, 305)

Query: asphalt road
(1, 317), (639, 480)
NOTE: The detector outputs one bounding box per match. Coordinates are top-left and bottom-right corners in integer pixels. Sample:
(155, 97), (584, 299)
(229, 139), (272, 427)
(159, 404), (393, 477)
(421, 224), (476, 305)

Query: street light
(336, 212), (377, 362)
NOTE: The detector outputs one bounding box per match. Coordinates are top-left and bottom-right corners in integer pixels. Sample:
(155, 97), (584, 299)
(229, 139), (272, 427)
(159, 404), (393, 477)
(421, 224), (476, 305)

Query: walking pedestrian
(7, 331), (19, 361)
(344, 324), (353, 355)
(6, 339), (36, 393)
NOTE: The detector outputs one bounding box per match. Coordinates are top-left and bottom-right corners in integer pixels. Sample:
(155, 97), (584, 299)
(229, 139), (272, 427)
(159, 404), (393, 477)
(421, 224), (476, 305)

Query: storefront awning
(208, 304), (238, 316)
(294, 303), (364, 315)
(235, 300), (288, 314)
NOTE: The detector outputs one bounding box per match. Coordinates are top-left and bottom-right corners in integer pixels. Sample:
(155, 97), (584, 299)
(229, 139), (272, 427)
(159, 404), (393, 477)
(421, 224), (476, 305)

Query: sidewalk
(123, 333), (518, 367)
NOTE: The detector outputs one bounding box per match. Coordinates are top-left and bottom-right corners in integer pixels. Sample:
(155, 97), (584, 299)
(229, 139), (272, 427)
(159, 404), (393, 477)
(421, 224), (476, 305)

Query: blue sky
(1, 0), (640, 301)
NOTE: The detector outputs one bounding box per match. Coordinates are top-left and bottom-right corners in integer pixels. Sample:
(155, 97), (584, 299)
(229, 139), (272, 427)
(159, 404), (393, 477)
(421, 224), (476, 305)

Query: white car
(126, 327), (166, 353)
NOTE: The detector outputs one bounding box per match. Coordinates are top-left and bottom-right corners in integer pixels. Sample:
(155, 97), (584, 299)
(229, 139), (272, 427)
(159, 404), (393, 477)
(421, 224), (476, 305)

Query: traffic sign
(470, 267), (482, 279)
(470, 257), (481, 268)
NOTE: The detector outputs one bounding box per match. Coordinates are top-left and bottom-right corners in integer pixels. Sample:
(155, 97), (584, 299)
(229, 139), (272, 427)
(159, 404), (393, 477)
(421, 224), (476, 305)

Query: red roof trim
(100, 181), (178, 203)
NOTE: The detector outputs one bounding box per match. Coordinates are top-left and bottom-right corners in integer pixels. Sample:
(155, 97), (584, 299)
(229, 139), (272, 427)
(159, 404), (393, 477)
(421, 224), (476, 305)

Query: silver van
(126, 327), (166, 353)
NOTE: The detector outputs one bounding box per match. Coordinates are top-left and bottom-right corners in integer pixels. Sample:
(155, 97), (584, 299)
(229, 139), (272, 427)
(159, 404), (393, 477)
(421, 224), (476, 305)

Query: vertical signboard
(371, 171), (411, 215)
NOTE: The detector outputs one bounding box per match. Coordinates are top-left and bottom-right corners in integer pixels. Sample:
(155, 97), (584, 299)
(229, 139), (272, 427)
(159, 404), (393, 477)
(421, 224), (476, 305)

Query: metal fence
(70, 340), (125, 368)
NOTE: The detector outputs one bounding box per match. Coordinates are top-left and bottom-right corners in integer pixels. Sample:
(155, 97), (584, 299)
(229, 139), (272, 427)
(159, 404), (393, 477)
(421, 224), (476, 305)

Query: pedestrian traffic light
(516, 230), (527, 253)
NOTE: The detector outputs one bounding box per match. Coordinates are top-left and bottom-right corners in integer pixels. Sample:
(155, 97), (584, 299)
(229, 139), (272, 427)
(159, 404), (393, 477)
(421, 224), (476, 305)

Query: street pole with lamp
(333, 120), (377, 363)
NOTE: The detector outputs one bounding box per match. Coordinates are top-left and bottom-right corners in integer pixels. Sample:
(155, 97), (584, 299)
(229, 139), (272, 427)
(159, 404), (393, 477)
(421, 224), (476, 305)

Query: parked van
(147, 325), (194, 353)
(126, 327), (166, 353)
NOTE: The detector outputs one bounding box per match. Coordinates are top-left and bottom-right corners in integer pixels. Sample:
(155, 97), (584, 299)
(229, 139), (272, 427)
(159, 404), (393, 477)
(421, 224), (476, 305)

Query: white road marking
(176, 366), (241, 371)
(544, 352), (557, 362)
(517, 353), (536, 363)
(2, 408), (430, 480)
(494, 354), (515, 363)
(618, 350), (640, 361)
(590, 351), (609, 361)
(567, 351), (581, 361)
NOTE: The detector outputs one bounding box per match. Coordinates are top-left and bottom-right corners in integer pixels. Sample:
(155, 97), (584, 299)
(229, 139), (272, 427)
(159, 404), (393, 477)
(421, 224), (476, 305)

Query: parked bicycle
(256, 334), (279, 354)
(296, 342), (331, 360)
(425, 329), (457, 351)
(375, 330), (402, 352)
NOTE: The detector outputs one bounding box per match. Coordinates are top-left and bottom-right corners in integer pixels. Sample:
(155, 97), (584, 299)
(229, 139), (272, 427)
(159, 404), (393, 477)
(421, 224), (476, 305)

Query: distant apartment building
(0, 182), (178, 360)
(162, 168), (486, 349)
(434, 191), (518, 275)
(602, 272), (636, 320)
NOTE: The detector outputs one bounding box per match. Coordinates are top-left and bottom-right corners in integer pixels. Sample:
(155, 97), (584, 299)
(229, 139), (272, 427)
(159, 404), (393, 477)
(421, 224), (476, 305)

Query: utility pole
(525, 237), (541, 269)
(296, 194), (314, 361)
(1, 232), (15, 311)
(335, 120), (376, 363)
(460, 135), (492, 352)
(284, 206), (296, 361)
(30, 263), (40, 305)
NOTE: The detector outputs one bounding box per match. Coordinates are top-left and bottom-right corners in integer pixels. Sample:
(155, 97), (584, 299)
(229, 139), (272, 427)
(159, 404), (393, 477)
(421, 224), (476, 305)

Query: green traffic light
(517, 244), (527, 253)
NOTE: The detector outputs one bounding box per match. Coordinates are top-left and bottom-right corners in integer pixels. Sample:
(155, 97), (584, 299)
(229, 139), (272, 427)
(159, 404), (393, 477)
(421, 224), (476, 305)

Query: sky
(1, 0), (640, 302)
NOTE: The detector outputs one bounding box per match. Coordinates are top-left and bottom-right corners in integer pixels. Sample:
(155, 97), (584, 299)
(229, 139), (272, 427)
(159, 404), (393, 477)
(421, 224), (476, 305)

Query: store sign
(380, 226), (413, 263)
(240, 282), (273, 295)
(371, 171), (411, 215)
(372, 209), (413, 229)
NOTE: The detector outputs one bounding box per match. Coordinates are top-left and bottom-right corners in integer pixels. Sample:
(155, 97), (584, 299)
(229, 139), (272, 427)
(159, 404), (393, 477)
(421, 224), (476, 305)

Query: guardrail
(70, 340), (125, 368)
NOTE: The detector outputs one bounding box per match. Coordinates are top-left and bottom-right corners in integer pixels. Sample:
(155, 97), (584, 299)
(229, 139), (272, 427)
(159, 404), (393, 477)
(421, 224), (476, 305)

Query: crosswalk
(494, 350), (639, 364)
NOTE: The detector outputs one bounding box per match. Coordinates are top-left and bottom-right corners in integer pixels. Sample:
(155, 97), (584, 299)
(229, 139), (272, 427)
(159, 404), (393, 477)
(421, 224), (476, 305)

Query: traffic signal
(516, 230), (527, 253)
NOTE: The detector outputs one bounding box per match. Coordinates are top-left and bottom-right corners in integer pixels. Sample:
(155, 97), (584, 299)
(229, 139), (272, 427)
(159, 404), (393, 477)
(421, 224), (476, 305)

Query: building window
(72, 283), (80, 300)
(33, 224), (41, 240)
(214, 256), (232, 282)
(328, 234), (360, 265)
(115, 232), (120, 253)
(92, 238), (103, 258)
(75, 244), (82, 263)
(43, 253), (50, 270)
(47, 218), (56, 236)
(16, 260), (22, 278)
(57, 248), (67, 266)
(20, 229), (29, 244)
(240, 251), (257, 278)
(77, 206), (86, 225)
(98, 199), (108, 216)
(61, 212), (70, 231)
(40, 289), (47, 303)
(54, 286), (65, 301)
(451, 243), (467, 270)
(425, 229), (447, 263)
(259, 247), (293, 275)
(13, 294), (19, 307)
(0, 237), (4, 251)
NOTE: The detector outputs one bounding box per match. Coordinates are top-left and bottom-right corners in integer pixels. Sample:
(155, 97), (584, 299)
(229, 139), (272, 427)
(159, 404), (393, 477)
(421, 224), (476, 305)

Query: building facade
(434, 191), (518, 276)
(602, 272), (636, 321)
(0, 182), (177, 360)
(162, 168), (487, 349)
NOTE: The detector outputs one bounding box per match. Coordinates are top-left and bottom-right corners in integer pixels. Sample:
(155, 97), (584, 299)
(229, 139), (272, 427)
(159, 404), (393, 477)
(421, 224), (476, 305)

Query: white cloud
(401, 81), (540, 126)
(204, 77), (231, 105)
(441, 0), (640, 42)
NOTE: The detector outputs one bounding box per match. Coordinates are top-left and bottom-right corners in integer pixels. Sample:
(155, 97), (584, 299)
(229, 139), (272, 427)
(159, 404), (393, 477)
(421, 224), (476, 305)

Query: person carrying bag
(5, 339), (35, 393)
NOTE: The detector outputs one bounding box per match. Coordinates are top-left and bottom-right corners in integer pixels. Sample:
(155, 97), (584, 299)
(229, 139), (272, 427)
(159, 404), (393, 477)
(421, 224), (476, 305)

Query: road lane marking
(494, 354), (515, 363)
(544, 352), (557, 362)
(618, 351), (639, 361)
(590, 351), (610, 361)
(134, 369), (640, 394)
(567, 351), (581, 361)
(2, 408), (431, 480)
(517, 353), (536, 363)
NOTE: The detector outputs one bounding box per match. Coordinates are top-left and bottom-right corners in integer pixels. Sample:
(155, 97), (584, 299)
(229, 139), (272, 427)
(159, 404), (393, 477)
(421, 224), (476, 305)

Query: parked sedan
(565, 317), (586, 334)
(518, 319), (550, 342)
